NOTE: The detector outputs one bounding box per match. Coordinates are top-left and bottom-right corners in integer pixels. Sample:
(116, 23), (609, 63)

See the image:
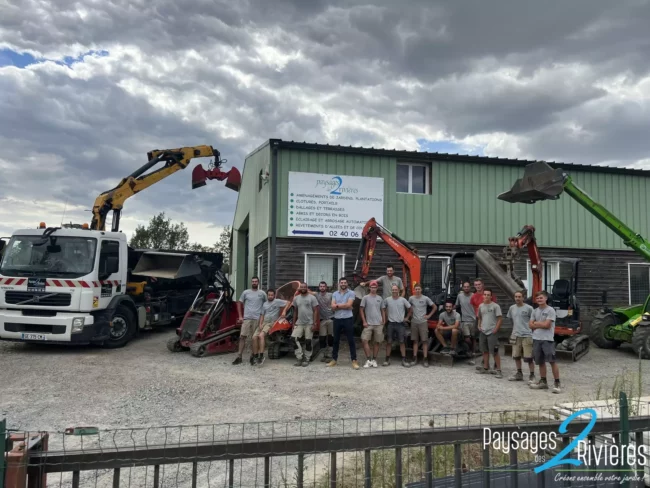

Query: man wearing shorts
(252, 288), (288, 366)
(455, 281), (476, 364)
(315, 281), (334, 362)
(471, 278), (497, 369)
(361, 265), (404, 298)
(234, 276), (267, 365)
(408, 283), (435, 367)
(529, 290), (561, 393)
(359, 280), (386, 368)
(383, 284), (412, 367)
(476, 289), (503, 378)
(507, 291), (535, 382)
(290, 282), (319, 367)
(434, 300), (460, 356)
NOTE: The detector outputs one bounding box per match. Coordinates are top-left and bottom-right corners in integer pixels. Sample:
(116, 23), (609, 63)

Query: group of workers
(233, 265), (561, 393)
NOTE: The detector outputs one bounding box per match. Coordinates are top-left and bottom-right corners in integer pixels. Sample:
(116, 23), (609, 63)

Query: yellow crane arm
(90, 145), (218, 232)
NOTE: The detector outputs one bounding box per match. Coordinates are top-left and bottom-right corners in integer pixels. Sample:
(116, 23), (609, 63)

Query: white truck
(0, 225), (222, 347)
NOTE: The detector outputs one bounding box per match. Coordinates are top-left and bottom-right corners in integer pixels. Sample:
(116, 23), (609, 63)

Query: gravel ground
(1, 328), (649, 433)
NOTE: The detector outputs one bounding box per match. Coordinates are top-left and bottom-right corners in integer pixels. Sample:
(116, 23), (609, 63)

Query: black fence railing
(3, 398), (650, 487)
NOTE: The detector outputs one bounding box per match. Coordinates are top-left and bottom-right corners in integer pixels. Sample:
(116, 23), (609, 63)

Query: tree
(213, 225), (231, 264)
(129, 212), (190, 250)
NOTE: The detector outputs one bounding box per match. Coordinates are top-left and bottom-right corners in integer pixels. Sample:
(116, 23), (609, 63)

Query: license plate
(21, 333), (47, 341)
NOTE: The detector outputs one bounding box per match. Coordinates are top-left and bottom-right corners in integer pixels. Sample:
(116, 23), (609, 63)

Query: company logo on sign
(315, 176), (359, 195)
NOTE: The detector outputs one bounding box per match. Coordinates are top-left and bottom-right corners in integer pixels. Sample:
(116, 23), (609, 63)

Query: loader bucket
(275, 281), (301, 301)
(474, 249), (527, 298)
(497, 162), (566, 204)
(132, 252), (203, 279)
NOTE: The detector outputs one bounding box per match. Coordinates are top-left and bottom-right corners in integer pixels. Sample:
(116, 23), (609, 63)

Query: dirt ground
(1, 328), (649, 432)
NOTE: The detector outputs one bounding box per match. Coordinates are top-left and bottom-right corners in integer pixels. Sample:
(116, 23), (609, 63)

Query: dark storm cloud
(1, 0), (650, 241)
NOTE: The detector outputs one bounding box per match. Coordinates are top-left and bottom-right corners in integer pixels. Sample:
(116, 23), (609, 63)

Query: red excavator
(474, 225), (589, 361)
(352, 218), (479, 364)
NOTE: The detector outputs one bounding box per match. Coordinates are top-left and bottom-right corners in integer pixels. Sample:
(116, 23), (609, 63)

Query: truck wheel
(190, 343), (206, 357)
(167, 337), (183, 353)
(588, 314), (621, 349)
(632, 327), (650, 360)
(268, 341), (281, 359)
(104, 305), (136, 349)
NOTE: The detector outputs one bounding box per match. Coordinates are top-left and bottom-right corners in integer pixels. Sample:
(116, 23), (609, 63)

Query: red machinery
(475, 225), (589, 361)
(191, 158), (241, 191)
(265, 281), (323, 360)
(166, 269), (240, 357)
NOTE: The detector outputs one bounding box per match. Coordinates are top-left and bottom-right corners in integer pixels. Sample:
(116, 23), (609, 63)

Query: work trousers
(332, 317), (357, 362)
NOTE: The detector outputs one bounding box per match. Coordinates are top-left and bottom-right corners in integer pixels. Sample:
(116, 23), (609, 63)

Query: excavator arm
(507, 225), (543, 295)
(353, 217), (421, 295)
(90, 145), (241, 232)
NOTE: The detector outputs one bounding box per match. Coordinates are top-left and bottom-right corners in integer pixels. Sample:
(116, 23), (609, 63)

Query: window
(305, 253), (344, 289)
(420, 255), (451, 295)
(257, 254), (264, 287)
(629, 263), (650, 305)
(526, 260), (564, 296)
(397, 162), (429, 194)
(99, 240), (120, 276)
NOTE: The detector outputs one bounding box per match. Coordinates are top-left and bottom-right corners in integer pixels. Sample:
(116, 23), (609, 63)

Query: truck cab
(0, 226), (129, 345)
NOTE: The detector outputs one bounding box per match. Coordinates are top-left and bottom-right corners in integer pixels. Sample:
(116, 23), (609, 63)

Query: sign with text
(287, 172), (384, 239)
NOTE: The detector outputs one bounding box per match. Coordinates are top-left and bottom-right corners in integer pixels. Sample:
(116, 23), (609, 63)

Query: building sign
(288, 172), (384, 239)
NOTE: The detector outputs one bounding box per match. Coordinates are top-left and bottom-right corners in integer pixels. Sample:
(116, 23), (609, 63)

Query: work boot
(476, 368), (490, 374)
(232, 356), (242, 365)
(552, 381), (562, 394)
(410, 357), (418, 366)
(530, 379), (549, 390)
(294, 359), (304, 367)
(352, 360), (359, 370)
(302, 360), (309, 367)
(423, 358), (430, 368)
(383, 359), (390, 367)
(258, 354), (266, 366)
(529, 373), (536, 384)
(326, 360), (337, 367)
(401, 358), (411, 368)
(508, 371), (524, 381)
(249, 356), (256, 365)
(495, 370), (503, 379)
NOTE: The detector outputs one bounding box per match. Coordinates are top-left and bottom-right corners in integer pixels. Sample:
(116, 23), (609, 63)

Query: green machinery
(499, 161), (650, 359)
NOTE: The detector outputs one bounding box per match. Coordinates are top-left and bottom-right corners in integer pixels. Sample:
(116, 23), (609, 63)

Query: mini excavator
(90, 145), (241, 232)
(474, 225), (589, 361)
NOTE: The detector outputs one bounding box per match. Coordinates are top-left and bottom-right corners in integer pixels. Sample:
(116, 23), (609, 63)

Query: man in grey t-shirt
(435, 300), (460, 355)
(455, 281), (478, 365)
(360, 280), (386, 368)
(506, 291), (535, 382)
(408, 284), (435, 367)
(529, 290), (561, 393)
(234, 276), (267, 365)
(291, 282), (319, 366)
(383, 284), (411, 367)
(252, 289), (288, 366)
(315, 281), (334, 362)
(361, 265), (404, 299)
(476, 289), (503, 378)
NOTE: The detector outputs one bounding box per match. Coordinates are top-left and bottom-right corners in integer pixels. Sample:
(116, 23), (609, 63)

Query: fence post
(619, 391), (630, 488)
(1, 418), (5, 488)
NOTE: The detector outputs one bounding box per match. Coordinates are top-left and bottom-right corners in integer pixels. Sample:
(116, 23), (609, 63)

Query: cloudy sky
(1, 0), (649, 245)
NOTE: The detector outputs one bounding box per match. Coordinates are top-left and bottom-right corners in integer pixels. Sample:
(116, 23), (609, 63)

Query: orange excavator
(474, 225), (589, 361)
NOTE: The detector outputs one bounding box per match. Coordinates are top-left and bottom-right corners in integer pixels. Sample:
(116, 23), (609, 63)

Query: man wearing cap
(359, 280), (386, 368)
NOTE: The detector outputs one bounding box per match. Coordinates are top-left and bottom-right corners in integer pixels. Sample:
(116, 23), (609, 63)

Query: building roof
(265, 139), (650, 177)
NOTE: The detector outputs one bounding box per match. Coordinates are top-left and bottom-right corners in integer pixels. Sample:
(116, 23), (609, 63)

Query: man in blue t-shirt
(326, 277), (359, 369)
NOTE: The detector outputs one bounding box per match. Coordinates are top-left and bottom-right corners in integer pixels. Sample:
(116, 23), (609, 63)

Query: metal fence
(3, 397), (650, 488)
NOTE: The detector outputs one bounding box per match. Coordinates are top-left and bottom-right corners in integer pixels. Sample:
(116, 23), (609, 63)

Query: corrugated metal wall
(277, 148), (650, 250)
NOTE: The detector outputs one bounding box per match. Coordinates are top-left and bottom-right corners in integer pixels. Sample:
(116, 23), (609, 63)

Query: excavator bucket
(275, 281), (301, 301)
(474, 249), (527, 298)
(132, 252), (203, 280)
(498, 162), (566, 204)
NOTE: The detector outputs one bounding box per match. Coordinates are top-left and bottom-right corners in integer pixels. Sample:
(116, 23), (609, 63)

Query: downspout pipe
(268, 140), (279, 288)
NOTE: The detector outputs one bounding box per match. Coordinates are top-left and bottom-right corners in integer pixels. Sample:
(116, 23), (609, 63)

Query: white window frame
(419, 254), (451, 291)
(627, 262), (650, 305)
(397, 162), (430, 195)
(304, 253), (345, 286)
(525, 259), (559, 296)
(257, 254), (264, 285)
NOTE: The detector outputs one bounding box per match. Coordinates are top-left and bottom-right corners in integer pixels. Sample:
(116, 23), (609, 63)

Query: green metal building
(231, 139), (650, 321)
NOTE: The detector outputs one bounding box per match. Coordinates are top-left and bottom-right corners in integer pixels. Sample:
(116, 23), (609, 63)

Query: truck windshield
(0, 235), (97, 278)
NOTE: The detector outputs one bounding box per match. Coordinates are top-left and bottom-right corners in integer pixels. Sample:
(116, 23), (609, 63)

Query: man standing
(252, 288), (288, 366)
(290, 282), (319, 367)
(361, 265), (404, 298)
(471, 278), (497, 369)
(234, 276), (267, 365)
(315, 281), (334, 362)
(529, 291), (561, 393)
(359, 280), (386, 368)
(327, 278), (359, 369)
(384, 284), (412, 367)
(507, 291), (535, 382)
(408, 283), (436, 366)
(434, 300), (461, 356)
(455, 281), (477, 365)
(476, 289), (503, 378)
